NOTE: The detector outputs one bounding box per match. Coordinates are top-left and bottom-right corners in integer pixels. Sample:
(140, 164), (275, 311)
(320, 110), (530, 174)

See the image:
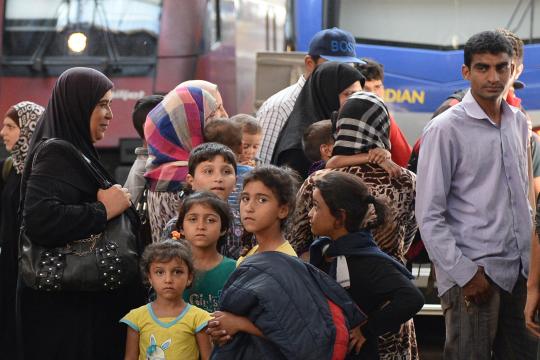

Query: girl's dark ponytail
(314, 172), (389, 232)
(366, 196), (388, 230)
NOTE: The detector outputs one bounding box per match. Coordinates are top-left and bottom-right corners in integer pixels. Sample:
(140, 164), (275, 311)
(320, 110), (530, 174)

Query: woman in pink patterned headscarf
(144, 85), (218, 242)
(180, 80), (228, 118)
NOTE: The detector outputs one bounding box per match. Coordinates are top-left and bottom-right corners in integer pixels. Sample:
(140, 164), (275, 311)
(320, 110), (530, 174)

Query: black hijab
(271, 62), (365, 178)
(29, 67), (114, 182)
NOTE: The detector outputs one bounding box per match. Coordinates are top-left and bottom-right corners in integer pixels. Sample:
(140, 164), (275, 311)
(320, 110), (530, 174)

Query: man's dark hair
(132, 94), (164, 140)
(464, 31), (514, 68)
(188, 142), (237, 176)
(496, 28), (524, 65)
(355, 58), (384, 81)
(308, 54), (321, 63)
(302, 120), (333, 162)
(203, 118), (243, 156)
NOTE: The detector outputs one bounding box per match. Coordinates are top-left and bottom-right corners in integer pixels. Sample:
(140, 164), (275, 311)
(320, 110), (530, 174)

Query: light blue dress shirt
(416, 90), (532, 296)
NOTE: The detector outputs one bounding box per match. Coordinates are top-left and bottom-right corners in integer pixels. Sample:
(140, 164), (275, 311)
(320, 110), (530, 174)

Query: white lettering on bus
(112, 89), (146, 101)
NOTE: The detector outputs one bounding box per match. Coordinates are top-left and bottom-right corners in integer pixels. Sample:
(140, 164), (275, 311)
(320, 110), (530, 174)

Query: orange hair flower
(170, 230), (181, 240)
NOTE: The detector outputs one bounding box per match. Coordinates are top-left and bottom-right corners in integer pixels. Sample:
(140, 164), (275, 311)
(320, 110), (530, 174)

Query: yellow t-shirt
(236, 241), (298, 266)
(120, 303), (211, 360)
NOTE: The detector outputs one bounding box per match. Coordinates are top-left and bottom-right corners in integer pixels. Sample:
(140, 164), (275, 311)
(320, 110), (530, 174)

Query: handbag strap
(135, 182), (150, 224)
(18, 138), (56, 220)
(18, 138), (113, 219)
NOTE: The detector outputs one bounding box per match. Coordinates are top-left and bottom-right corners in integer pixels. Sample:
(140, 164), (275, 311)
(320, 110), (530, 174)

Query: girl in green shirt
(174, 191), (236, 312)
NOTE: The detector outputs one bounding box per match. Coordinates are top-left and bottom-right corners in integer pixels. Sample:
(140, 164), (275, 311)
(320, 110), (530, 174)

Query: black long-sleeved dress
(18, 142), (144, 360)
(0, 163), (21, 359)
(346, 256), (424, 359)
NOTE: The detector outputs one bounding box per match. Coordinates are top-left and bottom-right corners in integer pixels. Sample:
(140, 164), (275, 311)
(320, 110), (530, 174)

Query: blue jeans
(440, 276), (538, 360)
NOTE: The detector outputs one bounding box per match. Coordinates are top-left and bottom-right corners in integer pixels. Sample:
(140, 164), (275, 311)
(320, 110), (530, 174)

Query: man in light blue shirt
(416, 30), (537, 359)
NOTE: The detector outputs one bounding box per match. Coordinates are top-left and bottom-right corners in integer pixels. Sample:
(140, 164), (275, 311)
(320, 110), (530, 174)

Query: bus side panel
(0, 77), (154, 148)
(194, 45), (236, 115)
(154, 0), (205, 95)
(105, 77), (154, 148)
(154, 58), (198, 95)
(157, 0), (205, 57)
(0, 0), (4, 56)
(0, 77), (56, 118)
(153, 0), (238, 114)
(294, 0), (322, 52)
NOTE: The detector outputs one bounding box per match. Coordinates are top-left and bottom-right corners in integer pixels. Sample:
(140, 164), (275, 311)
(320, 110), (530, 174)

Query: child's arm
(327, 154), (402, 177)
(210, 311), (264, 339)
(325, 153), (370, 169)
(196, 330), (212, 360)
(326, 148), (390, 169)
(124, 327), (140, 360)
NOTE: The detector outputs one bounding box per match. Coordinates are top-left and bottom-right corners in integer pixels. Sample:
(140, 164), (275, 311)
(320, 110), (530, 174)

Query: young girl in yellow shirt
(121, 240), (212, 360)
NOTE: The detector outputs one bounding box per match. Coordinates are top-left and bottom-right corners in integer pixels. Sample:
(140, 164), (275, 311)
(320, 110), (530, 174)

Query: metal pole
(272, 11), (277, 51)
(530, 0), (535, 44)
(265, 10), (270, 51)
(323, 0), (340, 28)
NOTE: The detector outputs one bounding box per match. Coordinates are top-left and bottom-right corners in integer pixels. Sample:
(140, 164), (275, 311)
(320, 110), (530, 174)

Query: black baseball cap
(514, 80), (525, 90)
(308, 27), (365, 64)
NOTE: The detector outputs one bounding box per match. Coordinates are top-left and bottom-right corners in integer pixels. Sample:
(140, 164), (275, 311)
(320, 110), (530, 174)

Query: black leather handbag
(19, 138), (142, 292)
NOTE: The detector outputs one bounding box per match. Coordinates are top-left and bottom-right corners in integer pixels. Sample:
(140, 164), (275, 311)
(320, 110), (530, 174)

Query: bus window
(3, 0), (162, 75)
(338, 0), (540, 49)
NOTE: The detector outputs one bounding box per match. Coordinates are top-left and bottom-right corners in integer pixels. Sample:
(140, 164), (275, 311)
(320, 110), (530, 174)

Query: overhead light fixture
(67, 32), (87, 53)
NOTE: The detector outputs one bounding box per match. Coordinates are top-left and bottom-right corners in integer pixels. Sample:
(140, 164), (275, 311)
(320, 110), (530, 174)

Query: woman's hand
(97, 184), (131, 220)
(349, 325), (366, 354)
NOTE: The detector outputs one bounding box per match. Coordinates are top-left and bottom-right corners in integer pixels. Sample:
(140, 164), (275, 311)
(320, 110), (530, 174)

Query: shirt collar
(462, 89), (518, 127)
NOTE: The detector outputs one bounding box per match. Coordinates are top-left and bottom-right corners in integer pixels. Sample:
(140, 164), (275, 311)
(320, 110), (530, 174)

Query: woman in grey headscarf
(0, 101), (43, 358)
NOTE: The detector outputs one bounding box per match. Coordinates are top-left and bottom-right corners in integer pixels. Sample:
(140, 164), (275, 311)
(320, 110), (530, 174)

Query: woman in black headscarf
(18, 67), (143, 359)
(271, 61), (365, 178)
(0, 101), (43, 359)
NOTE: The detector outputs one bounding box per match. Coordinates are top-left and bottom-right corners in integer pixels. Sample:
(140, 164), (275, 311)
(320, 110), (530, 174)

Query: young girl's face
(148, 257), (193, 301)
(309, 188), (339, 238)
(186, 155), (236, 200)
(181, 203), (224, 250)
(240, 180), (288, 234)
